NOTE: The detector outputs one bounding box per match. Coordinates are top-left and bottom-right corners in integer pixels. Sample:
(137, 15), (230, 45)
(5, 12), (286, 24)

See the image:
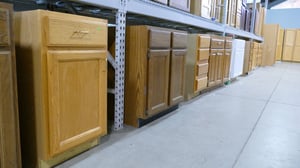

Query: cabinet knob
(74, 30), (89, 34)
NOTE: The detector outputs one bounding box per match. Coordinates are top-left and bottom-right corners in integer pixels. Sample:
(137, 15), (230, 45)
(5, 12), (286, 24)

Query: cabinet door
(169, 49), (185, 106)
(215, 51), (224, 84)
(208, 51), (217, 86)
(147, 50), (170, 116)
(293, 30), (300, 61)
(0, 8), (10, 46)
(223, 50), (231, 81)
(47, 50), (107, 156)
(200, 0), (211, 19)
(0, 52), (20, 168)
(283, 29), (296, 61)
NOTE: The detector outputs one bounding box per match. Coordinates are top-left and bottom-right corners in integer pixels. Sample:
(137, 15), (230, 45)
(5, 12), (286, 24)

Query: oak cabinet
(15, 10), (107, 167)
(275, 28), (284, 61)
(292, 30), (300, 62)
(223, 37), (232, 82)
(0, 3), (21, 168)
(282, 29), (296, 61)
(208, 36), (224, 87)
(185, 34), (210, 100)
(125, 26), (186, 127)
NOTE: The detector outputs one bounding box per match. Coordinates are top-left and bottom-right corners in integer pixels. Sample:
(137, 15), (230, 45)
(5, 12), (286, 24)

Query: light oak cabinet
(262, 24), (279, 66)
(185, 34), (210, 100)
(15, 10), (107, 167)
(282, 29), (296, 61)
(243, 41), (251, 74)
(292, 30), (300, 62)
(208, 35), (224, 87)
(125, 26), (186, 127)
(0, 3), (22, 168)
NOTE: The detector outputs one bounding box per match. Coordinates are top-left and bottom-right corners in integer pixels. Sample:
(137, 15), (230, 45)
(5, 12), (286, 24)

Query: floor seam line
(231, 66), (288, 168)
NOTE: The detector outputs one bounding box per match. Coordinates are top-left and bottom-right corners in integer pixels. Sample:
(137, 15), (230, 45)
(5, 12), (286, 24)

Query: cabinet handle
(217, 53), (223, 56)
(74, 30), (89, 34)
(212, 53), (217, 56)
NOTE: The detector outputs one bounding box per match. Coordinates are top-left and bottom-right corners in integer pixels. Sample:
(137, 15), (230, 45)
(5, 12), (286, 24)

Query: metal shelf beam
(76, 0), (121, 9)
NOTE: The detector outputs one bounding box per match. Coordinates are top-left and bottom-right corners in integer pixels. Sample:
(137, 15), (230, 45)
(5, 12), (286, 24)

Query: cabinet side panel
(15, 10), (44, 167)
(185, 34), (197, 100)
(124, 26), (148, 127)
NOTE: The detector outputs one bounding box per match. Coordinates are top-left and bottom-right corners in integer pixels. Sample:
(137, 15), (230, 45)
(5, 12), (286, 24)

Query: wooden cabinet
(185, 34), (210, 100)
(211, 0), (223, 22)
(208, 36), (224, 87)
(282, 29), (296, 61)
(292, 30), (300, 62)
(227, 0), (237, 27)
(190, 0), (211, 19)
(235, 0), (242, 28)
(125, 26), (186, 127)
(276, 28), (284, 61)
(169, 0), (190, 12)
(15, 10), (107, 167)
(230, 39), (245, 78)
(262, 24), (279, 66)
(0, 3), (22, 168)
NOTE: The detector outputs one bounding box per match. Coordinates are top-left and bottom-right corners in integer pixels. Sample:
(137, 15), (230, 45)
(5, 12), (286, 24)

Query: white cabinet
(230, 39), (245, 79)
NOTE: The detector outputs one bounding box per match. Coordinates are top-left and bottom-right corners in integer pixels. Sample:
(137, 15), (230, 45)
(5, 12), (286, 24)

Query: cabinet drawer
(194, 77), (208, 92)
(196, 63), (209, 76)
(198, 35), (211, 48)
(0, 8), (9, 46)
(149, 28), (171, 49)
(210, 49), (224, 56)
(172, 32), (187, 49)
(45, 16), (107, 47)
(211, 37), (225, 49)
(197, 49), (209, 62)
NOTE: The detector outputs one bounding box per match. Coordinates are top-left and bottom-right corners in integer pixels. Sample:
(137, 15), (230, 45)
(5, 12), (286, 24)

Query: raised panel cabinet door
(223, 50), (231, 81)
(169, 49), (186, 106)
(47, 50), (107, 156)
(293, 30), (300, 61)
(215, 51), (224, 84)
(283, 29), (296, 61)
(201, 0), (211, 19)
(0, 52), (20, 168)
(0, 8), (10, 46)
(208, 51), (217, 86)
(147, 50), (170, 116)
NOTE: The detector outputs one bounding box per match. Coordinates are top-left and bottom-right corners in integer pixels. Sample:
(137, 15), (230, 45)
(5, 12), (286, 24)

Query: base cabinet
(125, 26), (186, 127)
(230, 39), (245, 78)
(15, 10), (107, 167)
(0, 3), (22, 168)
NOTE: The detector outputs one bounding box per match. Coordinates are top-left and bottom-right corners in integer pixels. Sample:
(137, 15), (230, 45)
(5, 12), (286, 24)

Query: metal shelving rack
(75, 0), (263, 130)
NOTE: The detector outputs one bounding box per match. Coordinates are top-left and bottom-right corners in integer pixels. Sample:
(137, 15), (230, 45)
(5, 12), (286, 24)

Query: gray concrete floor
(57, 62), (300, 168)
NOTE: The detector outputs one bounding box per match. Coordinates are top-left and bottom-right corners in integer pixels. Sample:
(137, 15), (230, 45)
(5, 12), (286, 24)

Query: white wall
(266, 8), (300, 28)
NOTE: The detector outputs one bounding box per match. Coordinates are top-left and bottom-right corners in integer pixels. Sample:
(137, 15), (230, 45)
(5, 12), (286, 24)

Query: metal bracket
(107, 51), (116, 69)
(113, 1), (126, 130)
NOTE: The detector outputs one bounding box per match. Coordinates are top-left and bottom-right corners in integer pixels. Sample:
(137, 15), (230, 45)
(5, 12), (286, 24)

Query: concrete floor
(57, 62), (300, 168)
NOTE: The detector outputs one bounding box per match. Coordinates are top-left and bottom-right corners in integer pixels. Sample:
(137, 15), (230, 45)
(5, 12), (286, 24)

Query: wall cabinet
(125, 26), (186, 127)
(15, 10), (107, 167)
(185, 34), (210, 100)
(190, 0), (211, 19)
(169, 0), (190, 12)
(0, 3), (21, 168)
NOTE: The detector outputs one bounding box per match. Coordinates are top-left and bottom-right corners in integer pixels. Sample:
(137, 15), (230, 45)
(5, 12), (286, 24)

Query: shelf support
(114, 0), (127, 130)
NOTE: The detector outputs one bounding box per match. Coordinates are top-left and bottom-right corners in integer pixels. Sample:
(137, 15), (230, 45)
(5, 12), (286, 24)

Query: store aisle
(57, 62), (300, 168)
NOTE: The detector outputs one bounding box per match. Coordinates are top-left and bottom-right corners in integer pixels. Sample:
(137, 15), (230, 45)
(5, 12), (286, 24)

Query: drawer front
(197, 49), (210, 62)
(225, 49), (232, 56)
(172, 32), (187, 49)
(196, 63), (209, 76)
(149, 28), (171, 49)
(211, 38), (225, 49)
(45, 16), (107, 47)
(0, 8), (9, 46)
(194, 77), (208, 92)
(198, 35), (211, 48)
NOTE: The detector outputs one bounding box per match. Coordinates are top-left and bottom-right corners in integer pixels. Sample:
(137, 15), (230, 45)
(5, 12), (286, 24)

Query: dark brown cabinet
(0, 3), (21, 168)
(125, 26), (186, 127)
